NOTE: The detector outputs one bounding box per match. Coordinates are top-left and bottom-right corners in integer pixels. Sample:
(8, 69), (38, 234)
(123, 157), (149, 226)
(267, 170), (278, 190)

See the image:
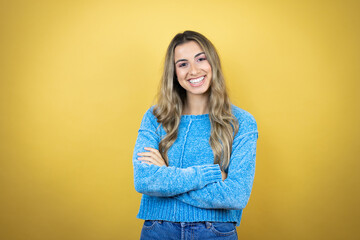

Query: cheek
(200, 61), (212, 74)
(206, 63), (212, 73)
(207, 65), (212, 82)
(175, 68), (185, 80)
(204, 64), (212, 80)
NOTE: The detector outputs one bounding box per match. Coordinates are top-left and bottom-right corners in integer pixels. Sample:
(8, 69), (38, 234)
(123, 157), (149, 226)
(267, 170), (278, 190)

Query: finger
(139, 148), (166, 166)
(144, 148), (166, 165)
(139, 160), (160, 166)
(138, 157), (156, 164)
(139, 151), (163, 165)
(144, 147), (163, 159)
(138, 152), (158, 161)
(138, 157), (161, 166)
(138, 160), (152, 165)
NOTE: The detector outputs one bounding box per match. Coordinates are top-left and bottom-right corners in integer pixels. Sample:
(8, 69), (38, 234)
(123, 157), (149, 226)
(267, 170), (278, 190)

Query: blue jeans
(140, 220), (238, 240)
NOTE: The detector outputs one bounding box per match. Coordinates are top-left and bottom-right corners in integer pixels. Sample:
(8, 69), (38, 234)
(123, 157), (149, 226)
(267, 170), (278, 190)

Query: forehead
(174, 41), (204, 60)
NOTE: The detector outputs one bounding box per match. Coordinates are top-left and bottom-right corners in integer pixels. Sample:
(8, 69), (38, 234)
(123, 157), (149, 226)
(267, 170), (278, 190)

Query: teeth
(189, 76), (204, 83)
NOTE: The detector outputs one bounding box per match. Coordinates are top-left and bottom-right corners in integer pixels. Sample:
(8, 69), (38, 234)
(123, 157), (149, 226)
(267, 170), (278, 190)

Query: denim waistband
(150, 220), (236, 228)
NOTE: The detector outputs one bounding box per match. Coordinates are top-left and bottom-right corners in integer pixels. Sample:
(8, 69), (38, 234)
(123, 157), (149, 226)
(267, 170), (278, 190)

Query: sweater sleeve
(133, 108), (222, 197)
(174, 115), (258, 210)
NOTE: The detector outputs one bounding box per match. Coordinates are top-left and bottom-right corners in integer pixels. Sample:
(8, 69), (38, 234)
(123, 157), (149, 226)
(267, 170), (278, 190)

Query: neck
(182, 93), (209, 115)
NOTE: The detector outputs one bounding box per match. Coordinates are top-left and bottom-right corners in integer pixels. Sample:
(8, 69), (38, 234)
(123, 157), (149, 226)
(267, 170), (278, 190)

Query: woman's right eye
(178, 63), (187, 68)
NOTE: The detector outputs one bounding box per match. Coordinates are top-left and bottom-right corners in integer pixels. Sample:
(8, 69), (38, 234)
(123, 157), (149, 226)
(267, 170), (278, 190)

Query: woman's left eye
(198, 57), (206, 62)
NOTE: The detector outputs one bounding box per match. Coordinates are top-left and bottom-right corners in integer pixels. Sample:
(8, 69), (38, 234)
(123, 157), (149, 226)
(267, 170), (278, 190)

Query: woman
(132, 30), (258, 239)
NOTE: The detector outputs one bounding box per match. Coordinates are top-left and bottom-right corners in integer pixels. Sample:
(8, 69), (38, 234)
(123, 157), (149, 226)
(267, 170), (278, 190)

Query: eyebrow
(175, 52), (205, 64)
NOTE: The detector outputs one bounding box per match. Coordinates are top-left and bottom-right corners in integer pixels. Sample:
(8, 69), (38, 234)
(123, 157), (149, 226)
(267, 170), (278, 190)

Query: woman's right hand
(221, 171), (227, 181)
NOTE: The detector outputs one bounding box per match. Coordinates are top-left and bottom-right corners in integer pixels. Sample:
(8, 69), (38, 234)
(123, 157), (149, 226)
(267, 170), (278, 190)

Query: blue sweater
(132, 105), (258, 226)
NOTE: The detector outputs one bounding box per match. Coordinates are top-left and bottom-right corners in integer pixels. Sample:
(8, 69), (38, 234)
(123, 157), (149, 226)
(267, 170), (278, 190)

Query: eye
(198, 57), (207, 62)
(178, 62), (188, 68)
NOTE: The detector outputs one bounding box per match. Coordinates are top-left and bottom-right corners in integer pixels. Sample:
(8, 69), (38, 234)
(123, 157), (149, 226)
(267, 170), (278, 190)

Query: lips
(188, 76), (205, 87)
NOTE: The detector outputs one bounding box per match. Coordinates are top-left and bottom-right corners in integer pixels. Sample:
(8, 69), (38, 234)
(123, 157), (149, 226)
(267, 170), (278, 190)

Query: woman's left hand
(137, 147), (167, 167)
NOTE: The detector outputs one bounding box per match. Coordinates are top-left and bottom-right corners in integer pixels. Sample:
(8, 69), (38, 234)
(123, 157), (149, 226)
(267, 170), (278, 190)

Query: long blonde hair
(153, 30), (239, 171)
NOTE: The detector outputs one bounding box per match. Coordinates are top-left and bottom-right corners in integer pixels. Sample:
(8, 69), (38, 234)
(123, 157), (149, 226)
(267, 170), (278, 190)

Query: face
(174, 41), (212, 98)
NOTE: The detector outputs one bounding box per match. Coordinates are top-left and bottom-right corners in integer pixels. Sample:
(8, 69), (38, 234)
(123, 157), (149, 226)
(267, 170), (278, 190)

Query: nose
(189, 63), (200, 75)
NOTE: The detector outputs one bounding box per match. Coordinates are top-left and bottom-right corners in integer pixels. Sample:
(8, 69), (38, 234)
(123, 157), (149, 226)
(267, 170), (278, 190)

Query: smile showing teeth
(189, 76), (205, 84)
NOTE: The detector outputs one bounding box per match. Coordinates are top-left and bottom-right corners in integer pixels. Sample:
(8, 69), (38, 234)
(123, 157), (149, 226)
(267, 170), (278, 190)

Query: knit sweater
(132, 105), (258, 226)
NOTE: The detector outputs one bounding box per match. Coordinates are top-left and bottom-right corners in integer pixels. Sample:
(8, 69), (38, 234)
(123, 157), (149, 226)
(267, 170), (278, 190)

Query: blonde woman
(132, 30), (258, 240)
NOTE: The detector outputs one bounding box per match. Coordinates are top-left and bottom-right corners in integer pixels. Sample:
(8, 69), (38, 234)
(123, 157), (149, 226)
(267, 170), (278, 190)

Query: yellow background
(1, 0), (359, 239)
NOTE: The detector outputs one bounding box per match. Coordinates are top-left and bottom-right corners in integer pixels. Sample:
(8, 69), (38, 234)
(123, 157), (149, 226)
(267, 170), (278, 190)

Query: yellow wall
(1, 0), (359, 239)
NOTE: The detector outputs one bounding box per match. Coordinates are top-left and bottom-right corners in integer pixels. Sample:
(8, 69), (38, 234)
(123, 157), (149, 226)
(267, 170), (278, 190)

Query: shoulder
(231, 104), (257, 124)
(144, 105), (156, 118)
(231, 104), (258, 135)
(140, 105), (159, 128)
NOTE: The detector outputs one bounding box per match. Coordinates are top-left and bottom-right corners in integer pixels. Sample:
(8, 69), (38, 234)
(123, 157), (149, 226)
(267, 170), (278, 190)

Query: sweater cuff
(196, 164), (222, 188)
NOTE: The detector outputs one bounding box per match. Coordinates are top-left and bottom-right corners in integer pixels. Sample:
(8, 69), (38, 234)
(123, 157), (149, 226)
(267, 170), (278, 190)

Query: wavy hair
(153, 30), (239, 171)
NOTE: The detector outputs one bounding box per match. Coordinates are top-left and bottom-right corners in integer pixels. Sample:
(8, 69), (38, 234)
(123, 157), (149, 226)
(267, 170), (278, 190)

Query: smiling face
(174, 41), (212, 99)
